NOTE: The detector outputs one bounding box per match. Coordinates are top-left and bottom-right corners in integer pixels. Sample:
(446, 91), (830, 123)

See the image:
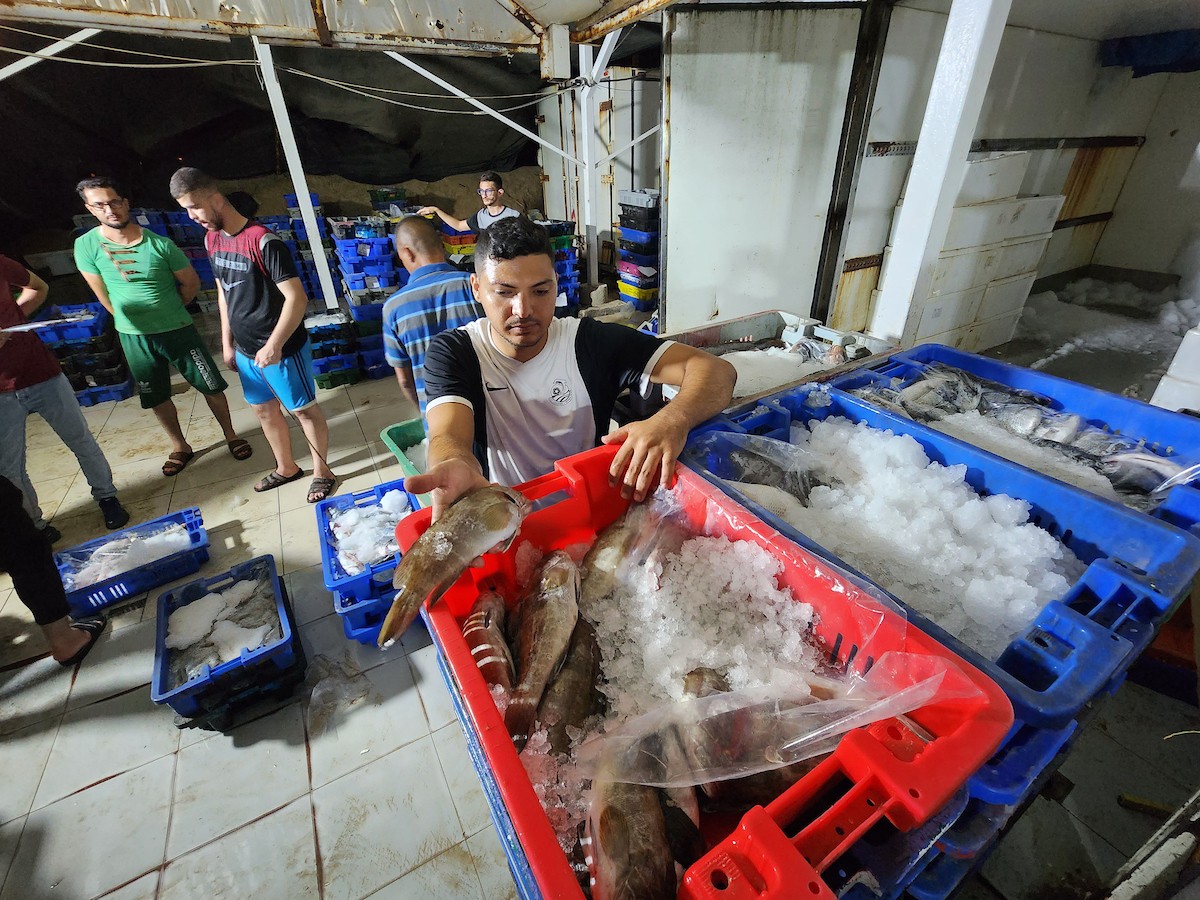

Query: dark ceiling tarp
(1100, 29), (1200, 77)
(0, 27), (543, 242)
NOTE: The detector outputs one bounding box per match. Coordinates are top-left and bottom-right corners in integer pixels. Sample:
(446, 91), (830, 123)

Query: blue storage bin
(336, 592), (389, 644)
(315, 477), (421, 602)
(685, 383), (1200, 803)
(311, 353), (359, 375)
(618, 247), (658, 268)
(358, 348), (387, 369)
(35, 303), (112, 344)
(335, 237), (392, 259)
(438, 221), (475, 237)
(151, 555), (301, 719)
(284, 191), (319, 207)
(616, 224), (659, 245)
(131, 209), (165, 226)
(349, 302), (385, 323)
(553, 259), (579, 277)
(342, 272), (367, 291)
(619, 271), (659, 290)
(362, 364), (391, 380)
(292, 220), (329, 241)
(75, 375), (136, 407)
(538, 219), (575, 237)
(357, 333), (385, 352)
(837, 343), (1200, 540)
(56, 507), (210, 615)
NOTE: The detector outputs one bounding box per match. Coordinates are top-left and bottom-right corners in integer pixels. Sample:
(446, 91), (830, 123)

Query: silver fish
(505, 550), (580, 751)
(538, 618), (604, 755)
(377, 485), (530, 649)
(1101, 451), (1185, 494)
(462, 591), (515, 693)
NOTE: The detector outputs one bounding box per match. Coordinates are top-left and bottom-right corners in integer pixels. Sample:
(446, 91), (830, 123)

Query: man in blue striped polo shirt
(383, 216), (484, 415)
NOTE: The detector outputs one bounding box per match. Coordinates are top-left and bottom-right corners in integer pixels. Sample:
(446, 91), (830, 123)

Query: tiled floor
(0, 337), (518, 899)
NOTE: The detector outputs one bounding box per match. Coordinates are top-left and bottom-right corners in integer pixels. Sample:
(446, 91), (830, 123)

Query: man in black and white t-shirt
(417, 171), (520, 235)
(408, 216), (736, 519)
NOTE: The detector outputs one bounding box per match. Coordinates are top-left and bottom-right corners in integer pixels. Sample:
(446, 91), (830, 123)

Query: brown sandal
(254, 468), (305, 493)
(162, 450), (195, 477)
(307, 477), (338, 504)
(227, 438), (253, 460)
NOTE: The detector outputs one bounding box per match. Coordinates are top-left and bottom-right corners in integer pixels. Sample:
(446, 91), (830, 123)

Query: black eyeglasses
(87, 199), (126, 211)
(477, 188), (498, 196)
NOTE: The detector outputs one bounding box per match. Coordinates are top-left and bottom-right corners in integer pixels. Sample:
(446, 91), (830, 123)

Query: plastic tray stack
(402, 443), (1013, 900)
(303, 312), (359, 389)
(34, 301), (135, 406)
(279, 193), (340, 305)
(151, 555), (306, 730)
(367, 186), (407, 217)
(439, 220), (477, 258)
(684, 373), (1200, 898)
(616, 190), (660, 311)
(314, 473), (422, 644)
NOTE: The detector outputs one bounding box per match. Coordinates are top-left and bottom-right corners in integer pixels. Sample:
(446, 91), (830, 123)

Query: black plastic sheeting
(0, 29), (542, 243)
(1100, 29), (1200, 77)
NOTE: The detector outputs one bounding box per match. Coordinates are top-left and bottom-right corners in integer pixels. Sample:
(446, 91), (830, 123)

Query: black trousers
(0, 475), (69, 625)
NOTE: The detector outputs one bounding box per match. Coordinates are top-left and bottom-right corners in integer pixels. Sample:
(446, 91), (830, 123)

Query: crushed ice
(329, 490), (413, 576)
(61, 524), (192, 590)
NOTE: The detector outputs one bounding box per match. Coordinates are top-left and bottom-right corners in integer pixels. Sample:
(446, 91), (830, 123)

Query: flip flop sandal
(254, 468), (306, 493)
(59, 615), (108, 668)
(227, 438), (253, 461)
(162, 450), (195, 477)
(307, 477), (338, 504)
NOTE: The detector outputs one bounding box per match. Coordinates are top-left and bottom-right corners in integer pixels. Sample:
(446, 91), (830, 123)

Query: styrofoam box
(915, 286), (986, 341)
(928, 246), (1000, 297)
(994, 233), (1051, 281)
(978, 271), (1037, 321)
(1151, 373), (1200, 413)
(1165, 327), (1200, 383)
(965, 310), (1022, 353)
(896, 196), (1065, 252)
(956, 152), (1030, 207)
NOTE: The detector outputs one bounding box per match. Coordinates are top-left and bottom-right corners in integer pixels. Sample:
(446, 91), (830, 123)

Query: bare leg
(151, 399), (191, 455)
(203, 391), (239, 442)
(42, 616), (91, 662)
(252, 400), (301, 477)
(293, 404), (334, 480)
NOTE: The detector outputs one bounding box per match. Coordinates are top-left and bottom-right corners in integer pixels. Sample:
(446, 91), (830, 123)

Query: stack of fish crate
(157, 210), (213, 291)
(284, 192), (341, 306)
(616, 189), (660, 312)
(35, 301), (135, 405)
(367, 186), (407, 218)
(540, 221), (579, 316)
(305, 312), (361, 389)
(688, 348), (1200, 899)
(439, 220), (477, 259)
(314, 478), (422, 644)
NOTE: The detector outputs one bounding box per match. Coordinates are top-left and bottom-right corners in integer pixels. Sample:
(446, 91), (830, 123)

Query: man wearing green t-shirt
(74, 177), (252, 477)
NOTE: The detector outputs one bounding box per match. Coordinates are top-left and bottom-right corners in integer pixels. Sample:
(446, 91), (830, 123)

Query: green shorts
(119, 325), (228, 409)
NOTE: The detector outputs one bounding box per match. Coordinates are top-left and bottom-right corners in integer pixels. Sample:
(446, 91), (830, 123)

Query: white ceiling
(898, 0), (1200, 42)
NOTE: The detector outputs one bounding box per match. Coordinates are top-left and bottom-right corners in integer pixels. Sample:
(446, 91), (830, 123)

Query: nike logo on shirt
(484, 383), (508, 392)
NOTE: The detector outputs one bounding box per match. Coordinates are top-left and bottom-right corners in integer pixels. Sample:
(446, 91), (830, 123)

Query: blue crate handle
(963, 717), (1078, 809)
(314, 477), (421, 601)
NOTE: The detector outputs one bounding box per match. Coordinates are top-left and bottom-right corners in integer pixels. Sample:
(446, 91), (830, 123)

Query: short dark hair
(76, 176), (126, 202)
(394, 215), (444, 258)
(474, 216), (553, 273)
(169, 167), (218, 199)
(478, 171), (504, 189)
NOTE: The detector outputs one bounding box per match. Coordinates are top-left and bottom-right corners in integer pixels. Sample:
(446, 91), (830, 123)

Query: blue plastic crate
(357, 333), (385, 352)
(615, 224), (659, 245)
(315, 477), (420, 602)
(151, 555), (300, 719)
(617, 247), (658, 268)
(438, 221), (475, 237)
(362, 364), (391, 380)
(307, 319), (351, 339)
(619, 271), (659, 290)
(284, 191), (319, 207)
(130, 209), (165, 226)
(335, 237), (392, 260)
(358, 348), (387, 370)
(35, 303), (112, 343)
(312, 353), (359, 375)
(56, 507), (210, 615)
(685, 384), (1200, 802)
(75, 375), (136, 407)
(336, 592), (389, 644)
(838, 343), (1200, 541)
(349, 302), (385, 323)
(538, 219), (575, 237)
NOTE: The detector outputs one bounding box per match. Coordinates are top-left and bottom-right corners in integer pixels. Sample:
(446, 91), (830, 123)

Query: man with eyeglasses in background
(418, 171), (521, 235)
(74, 176), (252, 480)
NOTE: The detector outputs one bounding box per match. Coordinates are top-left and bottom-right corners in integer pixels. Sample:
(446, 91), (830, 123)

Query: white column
(870, 0), (1011, 343)
(252, 37), (339, 311)
(0, 28), (101, 82)
(577, 29), (624, 285)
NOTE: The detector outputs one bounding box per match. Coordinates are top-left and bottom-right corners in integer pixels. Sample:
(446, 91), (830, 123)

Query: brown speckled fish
(377, 485), (529, 649)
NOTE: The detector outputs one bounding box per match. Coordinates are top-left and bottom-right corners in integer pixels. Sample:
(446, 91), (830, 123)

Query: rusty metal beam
(571, 0), (670, 43)
(489, 0), (544, 36)
(309, 0), (334, 46)
(0, 7), (538, 55)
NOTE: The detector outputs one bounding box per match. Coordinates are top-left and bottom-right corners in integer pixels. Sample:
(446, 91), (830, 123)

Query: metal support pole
(386, 50), (579, 164)
(253, 37), (339, 311)
(0, 27), (101, 82)
(578, 29), (624, 285)
(870, 0), (1012, 344)
(596, 125), (660, 167)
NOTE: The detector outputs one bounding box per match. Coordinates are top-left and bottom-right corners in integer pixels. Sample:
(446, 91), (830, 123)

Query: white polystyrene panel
(663, 6), (860, 332)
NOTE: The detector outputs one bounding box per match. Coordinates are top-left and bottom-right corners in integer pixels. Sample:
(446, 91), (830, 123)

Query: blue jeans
(0, 374), (118, 528)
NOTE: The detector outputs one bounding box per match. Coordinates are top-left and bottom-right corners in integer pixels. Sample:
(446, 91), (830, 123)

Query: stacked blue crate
(34, 302), (135, 404)
(616, 189), (660, 312)
(553, 244), (581, 317)
(282, 192), (341, 304)
(335, 232), (405, 318)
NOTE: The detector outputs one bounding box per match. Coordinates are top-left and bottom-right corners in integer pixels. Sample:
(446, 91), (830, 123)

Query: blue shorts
(235, 342), (318, 411)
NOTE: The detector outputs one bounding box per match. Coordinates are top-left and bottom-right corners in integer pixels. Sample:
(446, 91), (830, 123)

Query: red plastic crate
(395, 445), (1013, 900)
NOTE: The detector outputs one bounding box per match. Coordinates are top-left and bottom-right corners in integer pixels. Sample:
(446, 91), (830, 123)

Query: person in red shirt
(0, 255), (128, 541)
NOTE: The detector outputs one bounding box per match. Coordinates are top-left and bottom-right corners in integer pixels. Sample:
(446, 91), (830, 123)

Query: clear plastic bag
(60, 523), (192, 590)
(574, 651), (978, 790)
